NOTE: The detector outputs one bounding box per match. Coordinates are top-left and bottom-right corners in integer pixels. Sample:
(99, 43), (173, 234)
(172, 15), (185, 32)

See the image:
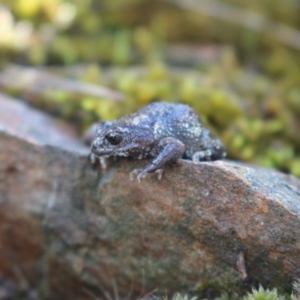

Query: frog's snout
(91, 137), (101, 152)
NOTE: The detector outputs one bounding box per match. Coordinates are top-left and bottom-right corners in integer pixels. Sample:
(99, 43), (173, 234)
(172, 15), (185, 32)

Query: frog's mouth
(90, 136), (108, 155)
(91, 142), (129, 157)
(91, 135), (135, 157)
(92, 147), (131, 158)
(91, 145), (114, 156)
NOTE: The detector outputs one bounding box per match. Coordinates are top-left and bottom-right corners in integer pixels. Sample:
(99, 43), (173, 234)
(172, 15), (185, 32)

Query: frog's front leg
(130, 137), (185, 183)
(90, 152), (107, 169)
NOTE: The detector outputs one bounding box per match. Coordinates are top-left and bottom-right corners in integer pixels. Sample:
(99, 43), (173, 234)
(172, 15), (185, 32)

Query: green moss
(243, 286), (285, 300)
(167, 294), (198, 300)
(292, 279), (300, 300)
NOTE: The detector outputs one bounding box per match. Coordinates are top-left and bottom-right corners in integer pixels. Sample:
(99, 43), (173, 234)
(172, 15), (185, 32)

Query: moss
(155, 283), (297, 300)
(291, 279), (300, 300)
(243, 286), (285, 300)
(166, 294), (198, 300)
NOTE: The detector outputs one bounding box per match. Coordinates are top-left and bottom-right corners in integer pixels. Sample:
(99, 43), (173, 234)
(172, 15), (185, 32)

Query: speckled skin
(90, 102), (226, 182)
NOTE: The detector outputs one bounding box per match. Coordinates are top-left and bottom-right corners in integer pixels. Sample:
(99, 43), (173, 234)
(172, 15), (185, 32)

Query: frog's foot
(129, 166), (164, 183)
(129, 168), (144, 182)
(90, 153), (107, 170)
(192, 150), (213, 162)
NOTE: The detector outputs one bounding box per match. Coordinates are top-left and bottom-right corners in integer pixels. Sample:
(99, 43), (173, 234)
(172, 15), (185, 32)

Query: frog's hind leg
(192, 150), (214, 162)
(192, 146), (226, 162)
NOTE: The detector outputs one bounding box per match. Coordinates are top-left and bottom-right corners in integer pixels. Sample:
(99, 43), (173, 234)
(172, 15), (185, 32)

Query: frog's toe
(136, 170), (149, 183)
(99, 157), (107, 169)
(129, 168), (144, 182)
(155, 168), (164, 180)
(90, 152), (97, 164)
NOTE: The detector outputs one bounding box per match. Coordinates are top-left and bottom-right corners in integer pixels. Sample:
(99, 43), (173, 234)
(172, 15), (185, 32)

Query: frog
(86, 101), (226, 182)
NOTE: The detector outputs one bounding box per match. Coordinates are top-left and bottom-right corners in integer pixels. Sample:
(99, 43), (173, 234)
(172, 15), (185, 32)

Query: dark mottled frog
(86, 101), (226, 182)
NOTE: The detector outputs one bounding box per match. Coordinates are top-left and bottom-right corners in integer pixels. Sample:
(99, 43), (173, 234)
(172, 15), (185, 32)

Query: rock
(1, 93), (300, 300)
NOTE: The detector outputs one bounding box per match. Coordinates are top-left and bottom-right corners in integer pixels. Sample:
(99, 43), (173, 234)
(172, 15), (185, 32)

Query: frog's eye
(105, 132), (123, 145)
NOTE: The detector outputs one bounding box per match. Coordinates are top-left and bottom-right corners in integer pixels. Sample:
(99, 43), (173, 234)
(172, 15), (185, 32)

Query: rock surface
(1, 93), (300, 300)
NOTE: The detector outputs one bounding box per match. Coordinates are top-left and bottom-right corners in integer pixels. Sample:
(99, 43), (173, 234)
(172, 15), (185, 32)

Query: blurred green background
(1, 0), (300, 176)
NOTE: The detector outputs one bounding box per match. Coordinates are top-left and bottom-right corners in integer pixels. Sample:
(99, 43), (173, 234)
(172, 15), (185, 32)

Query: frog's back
(118, 102), (190, 128)
(144, 102), (224, 160)
(138, 101), (196, 124)
(137, 101), (181, 120)
(145, 102), (204, 139)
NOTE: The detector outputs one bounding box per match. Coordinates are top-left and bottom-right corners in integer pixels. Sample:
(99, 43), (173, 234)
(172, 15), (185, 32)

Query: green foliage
(161, 293), (198, 300)
(291, 279), (300, 300)
(1, 0), (300, 78)
(157, 285), (292, 300)
(137, 280), (300, 300)
(243, 286), (285, 300)
(217, 293), (240, 300)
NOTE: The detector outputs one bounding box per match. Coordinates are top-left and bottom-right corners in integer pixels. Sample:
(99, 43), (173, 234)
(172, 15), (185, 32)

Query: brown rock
(0, 93), (300, 299)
